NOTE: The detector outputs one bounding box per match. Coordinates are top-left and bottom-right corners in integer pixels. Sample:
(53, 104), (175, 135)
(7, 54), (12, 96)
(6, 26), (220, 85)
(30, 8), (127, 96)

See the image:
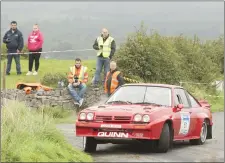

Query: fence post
(42, 107), (44, 122)
(2, 61), (6, 90)
(1, 61), (6, 107)
(179, 81), (182, 87)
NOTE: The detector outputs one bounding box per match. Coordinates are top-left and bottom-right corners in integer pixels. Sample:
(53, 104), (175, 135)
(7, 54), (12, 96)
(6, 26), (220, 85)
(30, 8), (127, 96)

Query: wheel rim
(83, 137), (86, 149)
(200, 122), (207, 143)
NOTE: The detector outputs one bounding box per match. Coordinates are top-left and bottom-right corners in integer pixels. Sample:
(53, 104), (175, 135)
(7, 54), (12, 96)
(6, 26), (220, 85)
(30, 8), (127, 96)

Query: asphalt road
(57, 112), (224, 162)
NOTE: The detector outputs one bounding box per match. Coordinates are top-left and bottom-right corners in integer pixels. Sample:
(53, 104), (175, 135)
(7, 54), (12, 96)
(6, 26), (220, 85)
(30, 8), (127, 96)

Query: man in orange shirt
(68, 58), (88, 107)
(105, 61), (124, 97)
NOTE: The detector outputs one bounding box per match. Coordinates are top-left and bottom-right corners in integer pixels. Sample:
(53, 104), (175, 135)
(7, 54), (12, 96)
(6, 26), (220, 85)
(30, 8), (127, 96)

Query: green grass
(1, 100), (93, 162)
(1, 58), (96, 89)
(39, 106), (77, 124)
(206, 93), (224, 112)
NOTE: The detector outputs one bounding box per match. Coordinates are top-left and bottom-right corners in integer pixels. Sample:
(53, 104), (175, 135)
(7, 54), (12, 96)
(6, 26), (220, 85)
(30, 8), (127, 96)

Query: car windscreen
(106, 85), (172, 106)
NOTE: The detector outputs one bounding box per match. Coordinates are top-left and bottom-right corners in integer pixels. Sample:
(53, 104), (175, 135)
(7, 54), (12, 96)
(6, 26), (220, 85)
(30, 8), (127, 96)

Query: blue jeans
(93, 57), (110, 85)
(68, 83), (87, 102)
(6, 54), (21, 74)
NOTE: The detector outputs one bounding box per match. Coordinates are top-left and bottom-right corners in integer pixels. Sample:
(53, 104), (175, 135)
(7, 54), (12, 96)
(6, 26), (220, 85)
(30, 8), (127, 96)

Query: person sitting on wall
(67, 58), (88, 107)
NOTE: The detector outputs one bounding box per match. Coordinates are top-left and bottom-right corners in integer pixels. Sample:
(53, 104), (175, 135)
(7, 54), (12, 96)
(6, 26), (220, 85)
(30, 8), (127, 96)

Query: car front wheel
(190, 121), (207, 145)
(150, 123), (170, 153)
(83, 137), (97, 153)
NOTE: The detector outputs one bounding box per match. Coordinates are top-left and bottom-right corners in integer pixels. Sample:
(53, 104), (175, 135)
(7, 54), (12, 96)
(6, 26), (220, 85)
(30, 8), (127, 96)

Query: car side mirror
(173, 104), (183, 112)
(177, 104), (184, 109)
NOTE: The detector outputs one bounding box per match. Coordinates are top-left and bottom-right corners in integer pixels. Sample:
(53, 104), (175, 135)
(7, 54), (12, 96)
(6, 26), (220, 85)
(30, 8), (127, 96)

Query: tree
(114, 23), (222, 85)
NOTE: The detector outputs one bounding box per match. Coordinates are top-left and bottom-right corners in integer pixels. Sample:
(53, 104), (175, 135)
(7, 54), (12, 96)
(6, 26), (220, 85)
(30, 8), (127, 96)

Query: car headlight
(142, 115), (150, 122)
(87, 113), (94, 120)
(79, 112), (86, 120)
(134, 114), (142, 122)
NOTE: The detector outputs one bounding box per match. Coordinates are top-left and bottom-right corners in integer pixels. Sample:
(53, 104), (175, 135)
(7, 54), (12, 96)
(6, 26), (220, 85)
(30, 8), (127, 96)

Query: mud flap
(206, 125), (212, 139)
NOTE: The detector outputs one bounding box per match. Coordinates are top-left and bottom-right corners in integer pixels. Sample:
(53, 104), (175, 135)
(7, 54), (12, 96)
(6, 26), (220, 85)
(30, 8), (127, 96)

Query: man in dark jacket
(92, 28), (116, 89)
(3, 21), (24, 75)
(104, 61), (124, 97)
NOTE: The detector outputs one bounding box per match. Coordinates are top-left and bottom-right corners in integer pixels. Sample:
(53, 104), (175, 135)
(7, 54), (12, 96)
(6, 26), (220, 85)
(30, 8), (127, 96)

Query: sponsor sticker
(100, 124), (122, 128)
(134, 133), (144, 137)
(97, 132), (129, 138)
(179, 113), (191, 135)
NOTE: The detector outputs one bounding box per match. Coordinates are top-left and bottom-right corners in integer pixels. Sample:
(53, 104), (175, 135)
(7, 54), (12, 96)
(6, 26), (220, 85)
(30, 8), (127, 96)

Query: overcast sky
(1, 1), (224, 46)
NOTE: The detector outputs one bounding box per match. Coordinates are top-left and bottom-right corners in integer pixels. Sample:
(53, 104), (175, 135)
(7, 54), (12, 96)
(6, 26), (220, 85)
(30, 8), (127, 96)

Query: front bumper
(76, 121), (158, 140)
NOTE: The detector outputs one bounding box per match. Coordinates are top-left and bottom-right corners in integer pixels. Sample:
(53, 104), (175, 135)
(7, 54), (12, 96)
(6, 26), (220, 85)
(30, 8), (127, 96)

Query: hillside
(1, 100), (93, 162)
(1, 1), (224, 60)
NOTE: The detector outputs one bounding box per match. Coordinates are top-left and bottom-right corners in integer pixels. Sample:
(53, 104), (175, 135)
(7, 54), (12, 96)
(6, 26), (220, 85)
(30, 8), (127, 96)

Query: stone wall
(1, 87), (105, 110)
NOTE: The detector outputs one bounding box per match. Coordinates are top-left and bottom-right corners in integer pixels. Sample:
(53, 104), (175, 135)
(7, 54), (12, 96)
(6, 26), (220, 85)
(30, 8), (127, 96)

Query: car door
(185, 91), (203, 137)
(173, 88), (196, 139)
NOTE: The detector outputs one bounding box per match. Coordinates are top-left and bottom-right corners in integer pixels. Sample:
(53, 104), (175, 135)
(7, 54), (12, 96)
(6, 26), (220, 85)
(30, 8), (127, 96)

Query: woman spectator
(26, 24), (44, 75)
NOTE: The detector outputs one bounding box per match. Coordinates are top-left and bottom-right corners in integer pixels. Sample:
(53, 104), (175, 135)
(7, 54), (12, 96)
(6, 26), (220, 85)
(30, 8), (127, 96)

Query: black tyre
(190, 121), (207, 145)
(152, 123), (170, 153)
(83, 137), (97, 153)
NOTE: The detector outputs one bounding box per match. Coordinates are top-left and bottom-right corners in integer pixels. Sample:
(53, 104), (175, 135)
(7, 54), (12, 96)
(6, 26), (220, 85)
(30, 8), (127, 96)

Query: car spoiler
(198, 99), (211, 109)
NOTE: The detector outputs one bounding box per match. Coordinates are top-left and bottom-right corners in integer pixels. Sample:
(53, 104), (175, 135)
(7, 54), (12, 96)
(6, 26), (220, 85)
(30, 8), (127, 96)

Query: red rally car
(76, 83), (213, 153)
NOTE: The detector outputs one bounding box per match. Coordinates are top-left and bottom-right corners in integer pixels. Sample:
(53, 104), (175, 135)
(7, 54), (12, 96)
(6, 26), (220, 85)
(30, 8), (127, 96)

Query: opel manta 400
(76, 84), (213, 153)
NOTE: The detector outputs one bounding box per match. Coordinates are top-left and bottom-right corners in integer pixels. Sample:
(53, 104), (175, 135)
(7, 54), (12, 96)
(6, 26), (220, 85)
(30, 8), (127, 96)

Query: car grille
(114, 116), (131, 121)
(95, 115), (131, 122)
(95, 115), (112, 121)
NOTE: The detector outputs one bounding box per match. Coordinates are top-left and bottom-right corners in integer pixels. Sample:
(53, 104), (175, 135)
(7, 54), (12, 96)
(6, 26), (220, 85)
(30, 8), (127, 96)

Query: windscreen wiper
(107, 100), (133, 104)
(134, 102), (163, 106)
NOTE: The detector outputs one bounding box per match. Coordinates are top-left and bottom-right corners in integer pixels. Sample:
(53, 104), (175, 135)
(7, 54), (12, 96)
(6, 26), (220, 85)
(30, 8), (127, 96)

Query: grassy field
(1, 100), (93, 162)
(1, 58), (96, 89)
(207, 93), (224, 112)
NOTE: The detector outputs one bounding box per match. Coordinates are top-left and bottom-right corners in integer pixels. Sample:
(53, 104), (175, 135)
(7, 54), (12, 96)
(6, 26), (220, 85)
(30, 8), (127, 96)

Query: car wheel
(151, 123), (170, 153)
(190, 121), (207, 145)
(83, 137), (97, 153)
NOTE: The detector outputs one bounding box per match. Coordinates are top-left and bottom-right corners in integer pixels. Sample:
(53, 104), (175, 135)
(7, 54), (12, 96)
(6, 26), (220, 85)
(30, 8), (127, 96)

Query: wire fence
(1, 48), (95, 56)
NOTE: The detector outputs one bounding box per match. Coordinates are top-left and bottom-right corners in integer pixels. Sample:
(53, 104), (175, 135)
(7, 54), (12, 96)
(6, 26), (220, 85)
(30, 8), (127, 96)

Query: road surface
(57, 112), (224, 162)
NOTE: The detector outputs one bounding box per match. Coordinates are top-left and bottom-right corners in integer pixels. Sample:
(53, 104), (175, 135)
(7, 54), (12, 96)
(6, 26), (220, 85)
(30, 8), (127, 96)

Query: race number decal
(179, 113), (191, 135)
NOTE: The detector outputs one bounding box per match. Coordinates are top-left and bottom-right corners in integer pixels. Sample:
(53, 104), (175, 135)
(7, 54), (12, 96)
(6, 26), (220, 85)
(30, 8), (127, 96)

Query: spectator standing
(26, 24), (44, 76)
(104, 61), (124, 97)
(3, 21), (24, 75)
(92, 28), (116, 89)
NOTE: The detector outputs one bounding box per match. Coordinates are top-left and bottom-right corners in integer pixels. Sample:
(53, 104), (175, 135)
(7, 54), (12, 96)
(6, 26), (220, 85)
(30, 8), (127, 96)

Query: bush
(182, 83), (224, 112)
(1, 100), (93, 162)
(41, 72), (68, 88)
(114, 23), (223, 85)
(181, 83), (218, 99)
(201, 36), (224, 74)
(1, 43), (29, 60)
